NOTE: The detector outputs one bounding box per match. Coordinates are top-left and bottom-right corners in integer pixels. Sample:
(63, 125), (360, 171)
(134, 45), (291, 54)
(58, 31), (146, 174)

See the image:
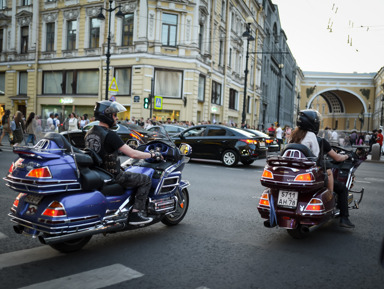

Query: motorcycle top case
(260, 150), (325, 191)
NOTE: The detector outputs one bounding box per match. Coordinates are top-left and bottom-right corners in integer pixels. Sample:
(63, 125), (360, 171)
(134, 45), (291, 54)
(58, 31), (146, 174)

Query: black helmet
(297, 109), (321, 134)
(94, 100), (126, 127)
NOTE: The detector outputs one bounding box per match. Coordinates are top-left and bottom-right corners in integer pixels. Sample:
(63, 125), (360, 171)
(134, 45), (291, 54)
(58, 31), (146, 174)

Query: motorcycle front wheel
(161, 188), (189, 226)
(47, 235), (92, 253)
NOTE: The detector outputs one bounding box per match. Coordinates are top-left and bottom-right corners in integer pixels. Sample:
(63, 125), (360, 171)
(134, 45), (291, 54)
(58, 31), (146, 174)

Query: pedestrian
(377, 129), (383, 154)
(349, 130), (357, 146)
(79, 115), (87, 129)
(25, 112), (37, 146)
(68, 112), (78, 131)
(13, 111), (25, 145)
(35, 115), (43, 141)
(46, 113), (55, 132)
(275, 123), (283, 150)
(0, 109), (12, 146)
(54, 113), (60, 133)
(369, 129), (377, 153)
(267, 123), (275, 138)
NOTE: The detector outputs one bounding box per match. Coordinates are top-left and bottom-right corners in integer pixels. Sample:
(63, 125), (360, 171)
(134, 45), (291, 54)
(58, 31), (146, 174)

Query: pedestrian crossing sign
(154, 96), (163, 110)
(109, 77), (119, 92)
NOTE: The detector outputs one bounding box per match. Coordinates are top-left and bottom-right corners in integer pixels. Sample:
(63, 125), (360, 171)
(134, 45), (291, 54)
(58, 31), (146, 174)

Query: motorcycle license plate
(25, 194), (44, 205)
(277, 190), (298, 209)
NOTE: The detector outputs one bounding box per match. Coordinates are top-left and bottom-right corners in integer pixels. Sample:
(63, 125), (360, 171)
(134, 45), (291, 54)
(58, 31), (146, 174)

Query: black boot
(129, 211), (153, 225)
(340, 216), (355, 228)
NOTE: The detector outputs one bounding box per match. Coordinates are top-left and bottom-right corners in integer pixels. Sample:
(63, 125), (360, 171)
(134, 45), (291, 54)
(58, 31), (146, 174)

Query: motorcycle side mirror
(179, 143), (192, 156)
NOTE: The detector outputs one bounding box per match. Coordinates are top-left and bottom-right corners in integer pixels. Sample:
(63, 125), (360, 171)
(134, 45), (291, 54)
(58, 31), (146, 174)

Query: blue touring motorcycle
(5, 133), (191, 253)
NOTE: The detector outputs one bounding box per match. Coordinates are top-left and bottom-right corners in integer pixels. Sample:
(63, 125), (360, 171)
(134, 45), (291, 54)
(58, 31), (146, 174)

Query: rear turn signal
(262, 169), (273, 179)
(294, 173), (314, 182)
(42, 201), (67, 217)
(26, 167), (52, 178)
(259, 192), (270, 207)
(13, 193), (25, 208)
(305, 198), (324, 212)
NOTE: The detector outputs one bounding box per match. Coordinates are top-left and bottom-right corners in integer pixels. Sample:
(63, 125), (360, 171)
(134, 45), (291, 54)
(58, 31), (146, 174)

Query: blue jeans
(25, 134), (35, 145)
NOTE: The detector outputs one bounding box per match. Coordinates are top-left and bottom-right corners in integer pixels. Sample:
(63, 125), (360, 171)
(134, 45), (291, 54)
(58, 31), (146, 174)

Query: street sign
(134, 95), (140, 103)
(110, 95), (116, 101)
(109, 77), (119, 92)
(154, 96), (163, 110)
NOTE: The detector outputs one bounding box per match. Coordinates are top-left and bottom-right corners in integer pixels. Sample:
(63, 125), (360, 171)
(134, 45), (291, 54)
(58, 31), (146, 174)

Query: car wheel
(241, 159), (254, 166)
(221, 150), (239, 167)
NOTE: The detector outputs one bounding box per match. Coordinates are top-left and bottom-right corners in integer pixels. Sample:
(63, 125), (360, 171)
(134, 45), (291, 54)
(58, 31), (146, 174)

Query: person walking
(25, 112), (37, 146)
(68, 112), (78, 131)
(275, 123), (283, 150)
(0, 109), (12, 146)
(13, 111), (25, 145)
(54, 113), (60, 133)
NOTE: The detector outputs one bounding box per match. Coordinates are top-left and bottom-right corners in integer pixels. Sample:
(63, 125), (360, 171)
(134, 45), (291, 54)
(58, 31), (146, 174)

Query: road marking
(19, 264), (143, 289)
(356, 180), (371, 183)
(0, 232), (7, 240)
(364, 178), (384, 182)
(0, 246), (64, 270)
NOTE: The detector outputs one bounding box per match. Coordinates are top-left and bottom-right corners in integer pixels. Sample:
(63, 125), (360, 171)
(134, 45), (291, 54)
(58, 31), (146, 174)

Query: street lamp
(97, 1), (124, 100)
(296, 93), (301, 118)
(241, 16), (255, 128)
(367, 103), (371, 132)
(277, 63), (284, 124)
(381, 95), (384, 127)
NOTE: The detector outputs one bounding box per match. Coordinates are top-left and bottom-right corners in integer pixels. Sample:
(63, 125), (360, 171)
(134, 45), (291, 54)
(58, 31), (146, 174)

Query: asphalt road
(0, 150), (383, 289)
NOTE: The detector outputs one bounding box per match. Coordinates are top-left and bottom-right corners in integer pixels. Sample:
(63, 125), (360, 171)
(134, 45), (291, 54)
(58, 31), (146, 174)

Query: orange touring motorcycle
(257, 143), (367, 239)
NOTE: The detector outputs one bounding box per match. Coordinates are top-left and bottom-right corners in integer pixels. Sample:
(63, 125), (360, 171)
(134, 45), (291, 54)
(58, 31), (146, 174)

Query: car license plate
(259, 141), (265, 148)
(277, 190), (298, 209)
(25, 194), (44, 205)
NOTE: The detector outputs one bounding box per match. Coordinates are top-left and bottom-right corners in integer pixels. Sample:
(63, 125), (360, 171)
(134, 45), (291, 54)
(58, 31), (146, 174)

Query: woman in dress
(0, 109), (12, 146)
(25, 112), (37, 145)
(68, 112), (78, 131)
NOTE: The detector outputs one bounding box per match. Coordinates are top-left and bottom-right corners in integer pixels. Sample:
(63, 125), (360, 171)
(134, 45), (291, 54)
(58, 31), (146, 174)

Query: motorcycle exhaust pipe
(39, 223), (125, 245)
(301, 223), (324, 233)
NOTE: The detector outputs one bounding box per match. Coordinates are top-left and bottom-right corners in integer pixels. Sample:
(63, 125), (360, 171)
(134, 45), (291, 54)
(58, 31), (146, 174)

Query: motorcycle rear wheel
(47, 235), (92, 253)
(287, 225), (308, 239)
(161, 188), (189, 226)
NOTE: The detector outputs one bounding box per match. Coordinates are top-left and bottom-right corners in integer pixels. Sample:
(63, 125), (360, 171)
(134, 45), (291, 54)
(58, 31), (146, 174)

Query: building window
(22, 0), (31, 6)
(211, 81), (221, 105)
(0, 72), (5, 94)
(162, 13), (177, 47)
(221, 0), (226, 20)
(154, 69), (182, 99)
(43, 70), (99, 95)
(89, 18), (100, 48)
(46, 23), (55, 52)
(20, 26), (29, 54)
(199, 24), (203, 51)
(229, 88), (238, 110)
(19, 71), (28, 95)
(219, 39), (223, 66)
(0, 0), (6, 9)
(229, 48), (232, 67)
(115, 67), (131, 95)
(67, 20), (77, 50)
(247, 96), (251, 113)
(122, 13), (133, 46)
(198, 75), (205, 102)
(0, 29), (3, 53)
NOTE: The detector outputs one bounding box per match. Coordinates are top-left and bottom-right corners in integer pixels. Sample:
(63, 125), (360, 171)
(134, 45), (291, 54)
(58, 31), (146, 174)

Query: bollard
(371, 143), (381, 161)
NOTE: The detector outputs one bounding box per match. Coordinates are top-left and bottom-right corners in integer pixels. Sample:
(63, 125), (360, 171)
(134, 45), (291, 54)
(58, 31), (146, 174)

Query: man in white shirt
(54, 114), (60, 133)
(275, 123), (283, 150)
(46, 113), (55, 132)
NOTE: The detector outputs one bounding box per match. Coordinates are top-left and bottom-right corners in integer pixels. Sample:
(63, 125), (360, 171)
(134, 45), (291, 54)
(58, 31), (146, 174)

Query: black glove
(150, 151), (164, 161)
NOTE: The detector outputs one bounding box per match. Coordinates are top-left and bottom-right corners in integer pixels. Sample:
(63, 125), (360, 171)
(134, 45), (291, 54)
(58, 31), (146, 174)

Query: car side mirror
(179, 143), (192, 156)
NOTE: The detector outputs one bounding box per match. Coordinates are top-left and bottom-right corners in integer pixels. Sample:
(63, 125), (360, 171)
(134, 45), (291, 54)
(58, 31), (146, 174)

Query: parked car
(120, 123), (159, 143)
(147, 124), (186, 137)
(172, 124), (267, 166)
(61, 121), (143, 149)
(243, 128), (280, 152)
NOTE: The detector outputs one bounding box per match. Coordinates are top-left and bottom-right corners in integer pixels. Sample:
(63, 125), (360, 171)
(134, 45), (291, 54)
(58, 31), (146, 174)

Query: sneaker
(129, 211), (153, 225)
(340, 216), (355, 229)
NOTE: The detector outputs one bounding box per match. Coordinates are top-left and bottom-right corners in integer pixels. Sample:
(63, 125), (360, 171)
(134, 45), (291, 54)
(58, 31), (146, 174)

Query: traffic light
(143, 97), (149, 109)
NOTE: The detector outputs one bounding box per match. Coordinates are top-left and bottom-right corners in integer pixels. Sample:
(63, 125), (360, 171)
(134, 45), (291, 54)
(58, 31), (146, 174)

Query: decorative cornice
(63, 9), (80, 20)
(42, 12), (58, 23)
(86, 6), (102, 18)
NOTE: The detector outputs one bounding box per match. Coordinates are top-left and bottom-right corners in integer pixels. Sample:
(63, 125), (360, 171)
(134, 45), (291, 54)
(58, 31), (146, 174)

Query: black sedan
(61, 121), (143, 149)
(243, 129), (280, 152)
(172, 125), (267, 166)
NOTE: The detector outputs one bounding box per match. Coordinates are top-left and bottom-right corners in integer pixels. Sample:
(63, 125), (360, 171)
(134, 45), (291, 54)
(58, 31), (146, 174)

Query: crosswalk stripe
(0, 232), (7, 239)
(0, 246), (63, 270)
(19, 264), (144, 289)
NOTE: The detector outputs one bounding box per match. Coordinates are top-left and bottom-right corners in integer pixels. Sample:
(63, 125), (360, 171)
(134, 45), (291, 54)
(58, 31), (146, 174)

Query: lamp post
(367, 103), (371, 132)
(277, 63), (284, 124)
(296, 93), (301, 118)
(241, 17), (255, 127)
(381, 95), (384, 127)
(97, 1), (124, 100)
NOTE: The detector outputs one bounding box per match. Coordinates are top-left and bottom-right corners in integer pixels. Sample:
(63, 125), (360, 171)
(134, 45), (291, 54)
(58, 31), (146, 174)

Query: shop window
(154, 69), (182, 99)
(67, 20), (77, 50)
(229, 88), (238, 110)
(122, 14), (133, 46)
(115, 67), (131, 95)
(19, 71), (28, 95)
(198, 75), (205, 102)
(89, 18), (100, 48)
(162, 13), (177, 47)
(211, 81), (221, 105)
(43, 70), (99, 95)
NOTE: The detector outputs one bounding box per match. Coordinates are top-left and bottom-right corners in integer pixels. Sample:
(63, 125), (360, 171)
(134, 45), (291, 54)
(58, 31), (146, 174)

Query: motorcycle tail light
(8, 163), (14, 173)
(26, 167), (52, 178)
(262, 169), (273, 179)
(13, 193), (25, 208)
(259, 192), (270, 207)
(294, 173), (314, 182)
(132, 130), (144, 138)
(42, 201), (67, 217)
(305, 198), (324, 212)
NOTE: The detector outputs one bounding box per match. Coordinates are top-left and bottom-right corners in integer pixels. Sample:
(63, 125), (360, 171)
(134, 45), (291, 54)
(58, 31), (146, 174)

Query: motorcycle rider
(85, 100), (162, 225)
(292, 110), (354, 228)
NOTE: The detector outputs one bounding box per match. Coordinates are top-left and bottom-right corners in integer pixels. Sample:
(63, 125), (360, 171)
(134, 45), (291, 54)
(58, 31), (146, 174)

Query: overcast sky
(272, 0), (384, 73)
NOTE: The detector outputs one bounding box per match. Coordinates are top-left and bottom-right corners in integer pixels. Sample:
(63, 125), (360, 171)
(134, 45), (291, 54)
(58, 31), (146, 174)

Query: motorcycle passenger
(293, 110), (354, 228)
(85, 100), (163, 225)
